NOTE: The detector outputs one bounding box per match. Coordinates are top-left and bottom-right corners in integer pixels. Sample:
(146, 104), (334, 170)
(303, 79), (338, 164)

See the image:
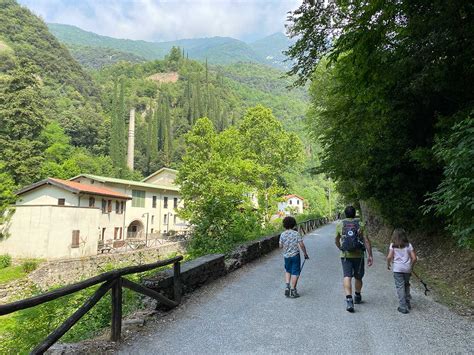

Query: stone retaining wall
(29, 242), (186, 290)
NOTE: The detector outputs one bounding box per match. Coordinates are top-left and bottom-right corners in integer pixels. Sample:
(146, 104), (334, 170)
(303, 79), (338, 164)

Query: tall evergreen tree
(0, 61), (46, 185)
(110, 77), (127, 170)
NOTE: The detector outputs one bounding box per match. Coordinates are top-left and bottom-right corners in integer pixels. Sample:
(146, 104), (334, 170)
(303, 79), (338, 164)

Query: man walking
(335, 206), (373, 312)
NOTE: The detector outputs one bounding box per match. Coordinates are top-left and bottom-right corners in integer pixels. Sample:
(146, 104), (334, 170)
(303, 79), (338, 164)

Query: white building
(277, 194), (305, 215)
(0, 168), (188, 259)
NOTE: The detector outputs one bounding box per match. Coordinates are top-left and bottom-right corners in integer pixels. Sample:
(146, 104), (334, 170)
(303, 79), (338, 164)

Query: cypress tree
(110, 77), (127, 170)
(149, 106), (159, 173)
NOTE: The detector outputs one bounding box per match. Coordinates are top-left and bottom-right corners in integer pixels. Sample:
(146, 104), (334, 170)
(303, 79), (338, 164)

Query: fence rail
(0, 255), (183, 354)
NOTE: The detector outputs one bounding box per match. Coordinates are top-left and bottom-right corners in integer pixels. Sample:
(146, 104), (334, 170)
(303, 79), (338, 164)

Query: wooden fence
(0, 255), (183, 354)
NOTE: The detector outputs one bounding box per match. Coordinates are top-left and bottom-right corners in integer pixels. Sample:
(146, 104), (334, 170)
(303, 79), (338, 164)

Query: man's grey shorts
(341, 258), (365, 279)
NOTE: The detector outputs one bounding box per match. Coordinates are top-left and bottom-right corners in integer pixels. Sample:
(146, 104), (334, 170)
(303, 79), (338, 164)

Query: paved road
(119, 222), (473, 354)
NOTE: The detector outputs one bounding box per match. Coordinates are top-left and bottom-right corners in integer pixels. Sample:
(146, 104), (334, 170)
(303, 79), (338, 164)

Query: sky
(18, 0), (301, 43)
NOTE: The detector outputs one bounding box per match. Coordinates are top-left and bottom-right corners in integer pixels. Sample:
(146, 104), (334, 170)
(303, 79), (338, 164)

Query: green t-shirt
(336, 218), (365, 258)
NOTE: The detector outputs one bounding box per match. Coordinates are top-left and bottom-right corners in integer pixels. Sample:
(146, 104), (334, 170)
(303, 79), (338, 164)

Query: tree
(0, 164), (16, 239)
(110, 78), (127, 170)
(177, 105), (303, 254)
(238, 105), (303, 221)
(0, 61), (46, 185)
(176, 118), (264, 255)
(286, 0), (474, 238)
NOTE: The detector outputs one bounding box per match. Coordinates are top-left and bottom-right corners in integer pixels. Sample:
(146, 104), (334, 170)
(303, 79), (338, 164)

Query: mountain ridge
(47, 23), (292, 69)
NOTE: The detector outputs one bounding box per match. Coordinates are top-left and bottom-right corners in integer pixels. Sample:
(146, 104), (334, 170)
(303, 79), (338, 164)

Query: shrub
(0, 254), (12, 269)
(21, 260), (38, 273)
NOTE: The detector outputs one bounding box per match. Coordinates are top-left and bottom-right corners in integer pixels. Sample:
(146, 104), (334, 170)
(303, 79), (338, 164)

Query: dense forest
(0, 0), (336, 234)
(48, 23), (293, 69)
(286, 0), (473, 247)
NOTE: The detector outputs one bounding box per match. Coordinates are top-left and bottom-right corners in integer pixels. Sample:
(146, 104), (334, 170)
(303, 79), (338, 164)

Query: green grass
(0, 265), (26, 284)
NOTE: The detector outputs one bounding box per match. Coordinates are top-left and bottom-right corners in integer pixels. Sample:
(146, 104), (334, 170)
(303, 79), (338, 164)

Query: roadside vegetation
(286, 1), (473, 248)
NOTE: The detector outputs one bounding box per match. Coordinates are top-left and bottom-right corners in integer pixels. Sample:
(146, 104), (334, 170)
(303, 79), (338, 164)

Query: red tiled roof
(49, 178), (131, 199)
(283, 194), (305, 200)
(16, 178), (131, 199)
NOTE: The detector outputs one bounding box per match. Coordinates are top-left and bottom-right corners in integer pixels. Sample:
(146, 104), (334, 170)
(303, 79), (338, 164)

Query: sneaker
(397, 307), (409, 314)
(354, 293), (362, 304)
(290, 289), (300, 298)
(346, 298), (354, 313)
(284, 287), (290, 297)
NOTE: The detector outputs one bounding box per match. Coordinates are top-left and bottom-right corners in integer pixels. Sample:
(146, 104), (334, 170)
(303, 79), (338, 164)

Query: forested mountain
(67, 44), (146, 69)
(0, 0), (334, 225)
(47, 23), (291, 69)
(250, 32), (294, 69)
(0, 0), (115, 191)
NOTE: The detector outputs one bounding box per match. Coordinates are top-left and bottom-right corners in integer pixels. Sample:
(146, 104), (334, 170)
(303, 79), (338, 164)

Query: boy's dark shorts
(341, 258), (365, 279)
(284, 254), (301, 276)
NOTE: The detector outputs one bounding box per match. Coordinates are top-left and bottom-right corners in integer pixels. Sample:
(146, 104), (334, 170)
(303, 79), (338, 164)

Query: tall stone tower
(127, 108), (135, 170)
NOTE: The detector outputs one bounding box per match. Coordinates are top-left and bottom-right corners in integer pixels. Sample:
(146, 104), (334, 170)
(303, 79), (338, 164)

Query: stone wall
(29, 242), (186, 290)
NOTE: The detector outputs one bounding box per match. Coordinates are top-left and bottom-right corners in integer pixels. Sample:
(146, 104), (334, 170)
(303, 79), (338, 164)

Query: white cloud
(18, 0), (301, 42)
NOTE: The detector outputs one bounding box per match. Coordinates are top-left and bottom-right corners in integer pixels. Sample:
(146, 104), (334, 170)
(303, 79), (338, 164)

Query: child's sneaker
(290, 289), (300, 298)
(346, 298), (354, 312)
(397, 307), (409, 314)
(284, 287), (290, 297)
(354, 293), (362, 304)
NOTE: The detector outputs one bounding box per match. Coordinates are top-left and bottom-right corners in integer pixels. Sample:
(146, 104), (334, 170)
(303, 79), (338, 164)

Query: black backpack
(341, 219), (365, 252)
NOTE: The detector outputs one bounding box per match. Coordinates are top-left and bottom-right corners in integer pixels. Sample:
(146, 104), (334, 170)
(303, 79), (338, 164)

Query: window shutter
(71, 230), (80, 248)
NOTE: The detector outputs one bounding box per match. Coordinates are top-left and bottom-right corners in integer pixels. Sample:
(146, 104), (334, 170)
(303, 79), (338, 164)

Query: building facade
(0, 168), (188, 259)
(277, 194), (305, 215)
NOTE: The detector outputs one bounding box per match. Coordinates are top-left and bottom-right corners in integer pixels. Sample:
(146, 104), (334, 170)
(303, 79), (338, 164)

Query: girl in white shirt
(387, 228), (417, 314)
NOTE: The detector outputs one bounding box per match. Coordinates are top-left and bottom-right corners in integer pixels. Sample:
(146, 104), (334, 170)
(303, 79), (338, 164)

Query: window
(115, 201), (120, 213)
(71, 230), (80, 248)
(89, 197), (95, 207)
(289, 200), (293, 205)
(132, 190), (145, 207)
(164, 197), (168, 209)
(119, 227), (122, 239)
(173, 198), (178, 209)
(101, 228), (106, 241)
(101, 199), (107, 213)
(297, 200), (300, 205)
(120, 201), (124, 214)
(114, 227), (120, 240)
(58, 198), (65, 206)
(150, 228), (154, 234)
(151, 215), (155, 225)
(107, 200), (112, 213)
(152, 196), (157, 208)
(164, 214), (168, 224)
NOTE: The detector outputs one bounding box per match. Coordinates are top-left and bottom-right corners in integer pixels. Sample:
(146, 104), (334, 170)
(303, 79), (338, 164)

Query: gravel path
(119, 222), (473, 354)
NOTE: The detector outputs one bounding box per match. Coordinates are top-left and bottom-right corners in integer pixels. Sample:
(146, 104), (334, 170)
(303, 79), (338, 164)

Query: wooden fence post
(173, 261), (182, 304)
(111, 277), (122, 342)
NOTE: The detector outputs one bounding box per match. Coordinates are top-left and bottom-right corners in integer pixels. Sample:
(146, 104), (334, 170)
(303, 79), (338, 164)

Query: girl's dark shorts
(341, 258), (365, 279)
(284, 254), (301, 276)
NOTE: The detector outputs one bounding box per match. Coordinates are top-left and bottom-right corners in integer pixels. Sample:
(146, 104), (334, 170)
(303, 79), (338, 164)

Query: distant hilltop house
(0, 168), (188, 260)
(277, 194), (305, 216)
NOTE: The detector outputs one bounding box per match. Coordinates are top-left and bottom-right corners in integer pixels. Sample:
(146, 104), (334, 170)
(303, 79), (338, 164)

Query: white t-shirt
(390, 243), (414, 273)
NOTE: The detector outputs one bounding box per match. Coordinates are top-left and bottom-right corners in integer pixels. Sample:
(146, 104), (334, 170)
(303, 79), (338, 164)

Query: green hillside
(0, 3), (97, 98)
(219, 62), (308, 135)
(250, 32), (294, 69)
(47, 23), (291, 68)
(67, 44), (146, 69)
(48, 23), (167, 60)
